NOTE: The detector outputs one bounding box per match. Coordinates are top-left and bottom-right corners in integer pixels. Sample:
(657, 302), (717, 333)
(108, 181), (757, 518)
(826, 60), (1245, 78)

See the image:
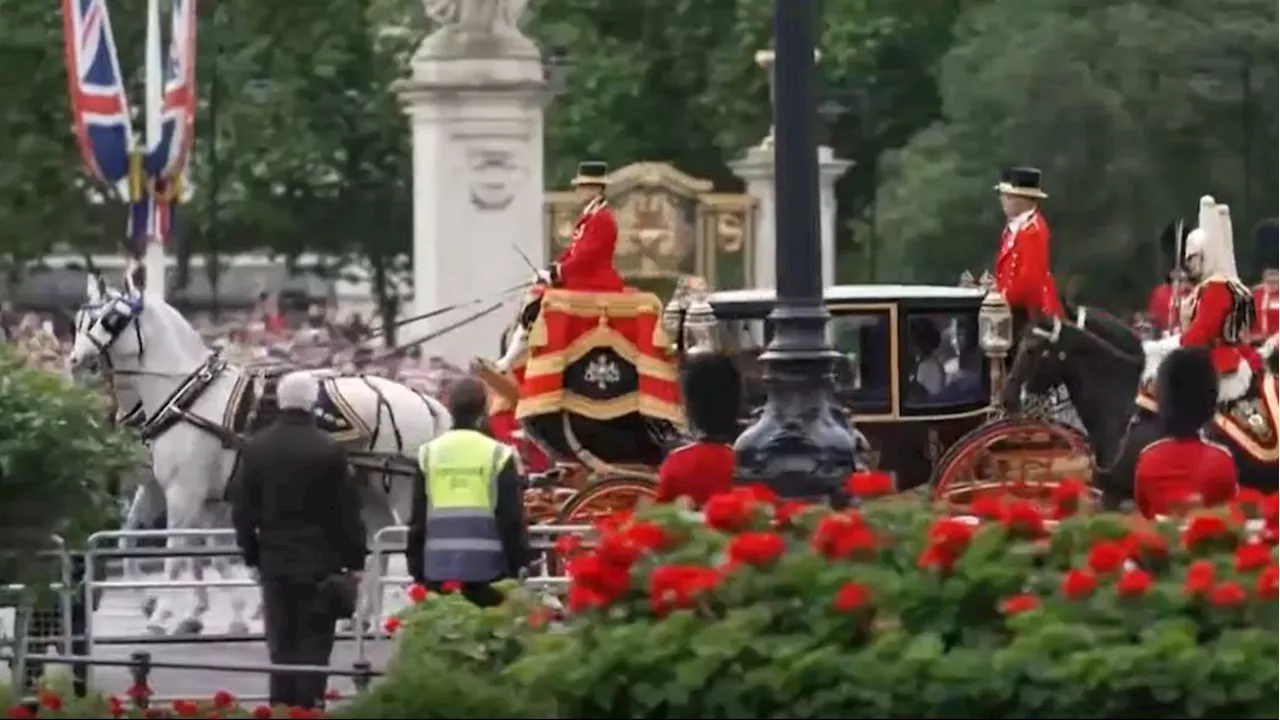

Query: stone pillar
(731, 144), (852, 290)
(397, 1), (547, 367)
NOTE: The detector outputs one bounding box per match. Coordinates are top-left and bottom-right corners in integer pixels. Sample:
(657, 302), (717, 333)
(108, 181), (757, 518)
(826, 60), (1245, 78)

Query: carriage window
(828, 311), (893, 412)
(901, 310), (989, 412)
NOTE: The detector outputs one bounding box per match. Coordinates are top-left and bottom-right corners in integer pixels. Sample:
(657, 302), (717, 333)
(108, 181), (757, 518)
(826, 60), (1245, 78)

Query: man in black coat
(406, 377), (531, 608)
(229, 372), (367, 709)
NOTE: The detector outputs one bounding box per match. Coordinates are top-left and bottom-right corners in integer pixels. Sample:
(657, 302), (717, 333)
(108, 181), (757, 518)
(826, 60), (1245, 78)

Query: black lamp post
(732, 0), (858, 499)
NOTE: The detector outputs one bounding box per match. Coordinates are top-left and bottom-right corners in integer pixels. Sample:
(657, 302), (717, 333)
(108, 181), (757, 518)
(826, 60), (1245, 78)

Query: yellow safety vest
(417, 429), (512, 582)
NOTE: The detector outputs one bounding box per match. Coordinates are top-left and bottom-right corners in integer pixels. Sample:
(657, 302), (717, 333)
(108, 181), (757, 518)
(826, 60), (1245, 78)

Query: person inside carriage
(655, 352), (742, 508)
(1250, 218), (1278, 344)
(1143, 196), (1261, 404)
(1134, 346), (1239, 518)
(494, 159), (623, 374)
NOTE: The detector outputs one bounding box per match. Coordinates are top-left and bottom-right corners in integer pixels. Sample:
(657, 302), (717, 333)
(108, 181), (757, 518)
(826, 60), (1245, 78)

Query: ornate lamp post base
(734, 307), (857, 500)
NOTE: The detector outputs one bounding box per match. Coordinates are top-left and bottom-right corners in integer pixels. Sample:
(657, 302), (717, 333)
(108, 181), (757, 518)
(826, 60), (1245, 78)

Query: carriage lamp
(661, 295), (685, 342)
(978, 289), (1014, 358)
(683, 299), (719, 355)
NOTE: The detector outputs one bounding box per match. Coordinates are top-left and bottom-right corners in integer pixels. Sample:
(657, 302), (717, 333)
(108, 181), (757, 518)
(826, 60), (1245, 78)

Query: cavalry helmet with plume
(680, 352), (742, 444)
(1155, 346), (1219, 438)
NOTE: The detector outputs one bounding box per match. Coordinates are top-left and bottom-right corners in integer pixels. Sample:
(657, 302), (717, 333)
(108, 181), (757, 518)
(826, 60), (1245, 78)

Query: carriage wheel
(930, 418), (1096, 508)
(539, 477), (658, 576)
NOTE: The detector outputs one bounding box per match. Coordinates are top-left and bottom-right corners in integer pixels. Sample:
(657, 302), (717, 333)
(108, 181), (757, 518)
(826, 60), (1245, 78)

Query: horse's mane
(1076, 306), (1143, 359)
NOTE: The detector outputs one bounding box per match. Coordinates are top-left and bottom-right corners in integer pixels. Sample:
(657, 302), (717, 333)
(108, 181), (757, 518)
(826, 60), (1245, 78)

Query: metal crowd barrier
(1, 536), (75, 696)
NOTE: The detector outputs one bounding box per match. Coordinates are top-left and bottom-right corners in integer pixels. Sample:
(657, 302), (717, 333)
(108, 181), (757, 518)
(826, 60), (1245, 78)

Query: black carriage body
(708, 284), (993, 490)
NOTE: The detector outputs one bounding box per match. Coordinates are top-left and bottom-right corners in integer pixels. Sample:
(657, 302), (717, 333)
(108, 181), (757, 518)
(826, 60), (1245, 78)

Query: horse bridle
(78, 294), (146, 373)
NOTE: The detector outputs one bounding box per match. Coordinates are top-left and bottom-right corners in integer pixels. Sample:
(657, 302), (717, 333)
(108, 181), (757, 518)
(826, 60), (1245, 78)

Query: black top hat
(994, 167), (1047, 199)
(570, 160), (610, 187)
(1257, 218), (1278, 273)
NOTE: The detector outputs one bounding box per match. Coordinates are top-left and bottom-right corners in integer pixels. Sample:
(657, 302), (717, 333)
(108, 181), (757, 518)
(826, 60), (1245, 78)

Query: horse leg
(147, 485), (204, 637)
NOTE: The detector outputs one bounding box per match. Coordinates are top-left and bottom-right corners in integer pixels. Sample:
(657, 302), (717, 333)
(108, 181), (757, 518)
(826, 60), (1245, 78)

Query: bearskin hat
(1256, 218), (1278, 273)
(680, 353), (743, 443)
(1159, 219), (1192, 278)
(1155, 346), (1218, 438)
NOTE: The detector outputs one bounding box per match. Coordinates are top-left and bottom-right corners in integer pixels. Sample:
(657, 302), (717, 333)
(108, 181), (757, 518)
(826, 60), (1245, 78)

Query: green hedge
(354, 482), (1279, 719)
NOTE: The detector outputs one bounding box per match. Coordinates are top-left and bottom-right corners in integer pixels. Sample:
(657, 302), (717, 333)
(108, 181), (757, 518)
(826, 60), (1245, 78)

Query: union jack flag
(61, 0), (134, 192)
(144, 0), (197, 180)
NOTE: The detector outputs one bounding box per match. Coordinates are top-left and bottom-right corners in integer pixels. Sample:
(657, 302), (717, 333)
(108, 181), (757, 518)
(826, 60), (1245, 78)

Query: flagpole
(142, 0), (166, 299)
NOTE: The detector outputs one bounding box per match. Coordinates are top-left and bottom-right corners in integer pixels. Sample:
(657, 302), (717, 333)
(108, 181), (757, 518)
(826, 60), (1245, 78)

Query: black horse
(1002, 308), (1278, 508)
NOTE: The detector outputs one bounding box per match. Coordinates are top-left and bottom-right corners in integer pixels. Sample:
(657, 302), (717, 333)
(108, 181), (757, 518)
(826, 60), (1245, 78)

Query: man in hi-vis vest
(407, 378), (531, 607)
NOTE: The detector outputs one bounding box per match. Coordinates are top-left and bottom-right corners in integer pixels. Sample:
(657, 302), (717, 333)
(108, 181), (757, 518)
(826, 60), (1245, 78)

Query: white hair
(277, 372), (320, 411)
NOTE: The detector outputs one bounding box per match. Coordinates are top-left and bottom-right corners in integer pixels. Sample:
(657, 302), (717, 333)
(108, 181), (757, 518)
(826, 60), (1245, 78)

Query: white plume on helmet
(1184, 195), (1239, 280)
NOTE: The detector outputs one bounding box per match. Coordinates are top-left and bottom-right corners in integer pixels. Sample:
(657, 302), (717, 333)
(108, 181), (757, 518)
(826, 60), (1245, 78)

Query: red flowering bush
(0, 686), (333, 718)
(499, 490), (1279, 718)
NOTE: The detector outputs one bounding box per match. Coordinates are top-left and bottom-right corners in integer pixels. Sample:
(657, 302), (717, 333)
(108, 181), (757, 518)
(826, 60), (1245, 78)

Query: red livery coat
(1251, 285), (1278, 341)
(1134, 437), (1238, 518)
(994, 210), (1064, 318)
(655, 442), (735, 508)
(1181, 278), (1262, 374)
(556, 197), (624, 292)
(1146, 282), (1191, 334)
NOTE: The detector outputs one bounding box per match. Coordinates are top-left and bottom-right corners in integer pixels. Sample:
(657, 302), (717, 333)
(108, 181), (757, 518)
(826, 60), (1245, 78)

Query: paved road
(2, 560), (414, 703)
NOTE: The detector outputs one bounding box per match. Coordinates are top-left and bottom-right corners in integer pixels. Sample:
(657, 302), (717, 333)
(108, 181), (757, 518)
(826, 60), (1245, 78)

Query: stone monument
(397, 0), (547, 366)
(729, 45), (851, 291)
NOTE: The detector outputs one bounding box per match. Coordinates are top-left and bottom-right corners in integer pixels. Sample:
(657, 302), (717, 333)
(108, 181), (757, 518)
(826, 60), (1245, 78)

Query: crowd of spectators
(0, 297), (467, 398)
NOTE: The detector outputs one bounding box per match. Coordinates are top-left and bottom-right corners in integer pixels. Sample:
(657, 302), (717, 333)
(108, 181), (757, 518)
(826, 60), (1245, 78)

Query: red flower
(1209, 581), (1248, 607)
(811, 512), (876, 560)
(382, 615), (401, 634)
(727, 531), (788, 567)
(1256, 564), (1278, 599)
(554, 533), (583, 559)
(969, 494), (1005, 520)
(596, 531), (642, 568)
(703, 489), (758, 532)
(773, 499), (810, 526)
(211, 690), (236, 710)
(527, 606), (557, 629)
(407, 583), (428, 603)
(287, 707), (322, 719)
(36, 691), (61, 712)
(1181, 514), (1234, 551)
(1122, 530), (1168, 561)
(917, 544), (957, 572)
(1050, 477), (1090, 518)
(172, 699), (199, 717)
(845, 470), (895, 498)
(624, 521), (669, 553)
(1061, 568), (1098, 599)
(324, 688), (343, 701)
(1000, 593), (1039, 615)
(648, 564), (720, 614)
(6, 707), (35, 720)
(566, 583), (612, 613)
(108, 695), (126, 717)
(441, 580), (462, 593)
(832, 581), (872, 612)
(1263, 493), (1280, 526)
(1000, 499), (1046, 538)
(568, 552), (632, 598)
(1183, 560), (1215, 596)
(1233, 488), (1266, 520)
(252, 706), (273, 720)
(1087, 541), (1128, 574)
(1116, 568), (1153, 597)
(741, 483), (779, 505)
(1234, 541), (1273, 573)
(928, 517), (976, 551)
(128, 683), (154, 701)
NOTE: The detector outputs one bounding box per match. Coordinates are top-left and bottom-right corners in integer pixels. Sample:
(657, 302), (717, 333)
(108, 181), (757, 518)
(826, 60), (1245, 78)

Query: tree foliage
(0, 350), (141, 587)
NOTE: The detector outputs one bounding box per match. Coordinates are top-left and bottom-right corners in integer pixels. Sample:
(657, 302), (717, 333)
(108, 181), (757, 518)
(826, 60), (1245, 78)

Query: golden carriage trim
(1134, 375), (1278, 463)
(545, 161), (757, 290)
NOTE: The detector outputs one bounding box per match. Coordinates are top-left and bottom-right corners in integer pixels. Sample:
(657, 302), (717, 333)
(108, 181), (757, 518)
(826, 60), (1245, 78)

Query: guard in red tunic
(494, 160), (624, 372)
(993, 167), (1064, 330)
(1134, 346), (1238, 518)
(655, 353), (742, 508)
(1144, 196), (1260, 402)
(1251, 219), (1278, 342)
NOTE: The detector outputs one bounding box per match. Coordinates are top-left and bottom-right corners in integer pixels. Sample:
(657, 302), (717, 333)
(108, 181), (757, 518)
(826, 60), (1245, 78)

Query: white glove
(533, 269), (552, 285)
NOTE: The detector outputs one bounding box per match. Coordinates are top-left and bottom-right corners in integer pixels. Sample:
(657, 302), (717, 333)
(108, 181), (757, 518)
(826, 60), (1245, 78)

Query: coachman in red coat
(655, 353), (742, 508)
(494, 160), (625, 372)
(1134, 346), (1238, 518)
(993, 166), (1064, 334)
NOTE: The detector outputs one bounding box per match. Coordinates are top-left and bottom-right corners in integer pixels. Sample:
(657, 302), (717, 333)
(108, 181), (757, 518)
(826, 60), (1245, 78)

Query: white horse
(67, 274), (451, 635)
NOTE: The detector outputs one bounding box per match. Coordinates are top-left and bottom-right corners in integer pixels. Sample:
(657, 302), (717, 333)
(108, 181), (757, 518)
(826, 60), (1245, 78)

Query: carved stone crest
(467, 147), (520, 211)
